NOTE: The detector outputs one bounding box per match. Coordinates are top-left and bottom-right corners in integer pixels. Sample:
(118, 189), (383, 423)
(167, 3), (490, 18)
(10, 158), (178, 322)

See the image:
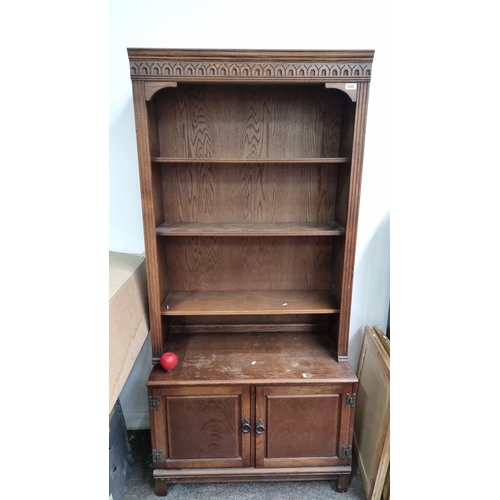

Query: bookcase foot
(155, 478), (167, 496)
(336, 474), (350, 492)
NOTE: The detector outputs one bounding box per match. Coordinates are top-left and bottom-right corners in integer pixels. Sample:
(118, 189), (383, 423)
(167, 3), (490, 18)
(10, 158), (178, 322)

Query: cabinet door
(255, 385), (354, 468)
(150, 385), (251, 468)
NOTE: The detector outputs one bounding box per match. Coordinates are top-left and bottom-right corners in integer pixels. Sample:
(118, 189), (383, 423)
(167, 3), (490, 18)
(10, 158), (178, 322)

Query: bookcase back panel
(161, 163), (337, 223)
(154, 85), (347, 159)
(164, 236), (333, 291)
(169, 313), (331, 336)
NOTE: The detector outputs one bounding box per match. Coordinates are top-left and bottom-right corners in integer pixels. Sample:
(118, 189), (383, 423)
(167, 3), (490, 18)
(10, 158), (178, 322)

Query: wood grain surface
(147, 331), (356, 386)
(155, 85), (344, 159)
(161, 290), (339, 315)
(163, 237), (334, 291)
(156, 221), (345, 237)
(161, 163), (337, 224)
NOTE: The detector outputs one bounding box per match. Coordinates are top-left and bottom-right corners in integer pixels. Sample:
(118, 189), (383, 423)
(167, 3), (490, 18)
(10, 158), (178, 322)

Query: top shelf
(151, 157), (351, 164)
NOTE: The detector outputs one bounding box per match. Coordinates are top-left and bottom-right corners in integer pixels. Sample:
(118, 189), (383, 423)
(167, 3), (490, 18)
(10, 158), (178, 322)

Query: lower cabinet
(148, 382), (356, 496)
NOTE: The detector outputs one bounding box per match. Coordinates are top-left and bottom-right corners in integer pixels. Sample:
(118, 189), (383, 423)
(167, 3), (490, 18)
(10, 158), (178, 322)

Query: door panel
(167, 395), (241, 459)
(255, 385), (353, 468)
(266, 394), (338, 458)
(151, 385), (251, 468)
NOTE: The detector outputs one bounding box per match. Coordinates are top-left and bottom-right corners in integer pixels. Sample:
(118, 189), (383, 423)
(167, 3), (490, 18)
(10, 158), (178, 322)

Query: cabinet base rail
(153, 466), (352, 496)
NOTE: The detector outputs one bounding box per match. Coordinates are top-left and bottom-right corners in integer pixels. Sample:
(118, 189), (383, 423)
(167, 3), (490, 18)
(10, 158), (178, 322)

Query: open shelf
(156, 221), (345, 237)
(147, 332), (358, 386)
(152, 157), (351, 164)
(161, 290), (339, 316)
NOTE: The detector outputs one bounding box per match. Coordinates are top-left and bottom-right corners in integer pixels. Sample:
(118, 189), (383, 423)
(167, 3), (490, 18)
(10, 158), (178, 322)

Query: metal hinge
(149, 396), (160, 410)
(345, 393), (356, 408)
(152, 449), (163, 462)
(341, 446), (352, 459)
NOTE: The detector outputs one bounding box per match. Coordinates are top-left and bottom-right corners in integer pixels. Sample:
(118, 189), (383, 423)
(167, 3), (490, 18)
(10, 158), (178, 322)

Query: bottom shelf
(147, 332), (357, 386)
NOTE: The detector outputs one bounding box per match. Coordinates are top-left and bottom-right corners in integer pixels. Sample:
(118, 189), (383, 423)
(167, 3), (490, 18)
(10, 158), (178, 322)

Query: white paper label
(345, 83), (357, 90)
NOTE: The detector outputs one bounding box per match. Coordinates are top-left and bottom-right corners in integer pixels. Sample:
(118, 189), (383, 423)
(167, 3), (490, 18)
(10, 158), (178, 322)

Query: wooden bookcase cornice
(127, 48), (374, 83)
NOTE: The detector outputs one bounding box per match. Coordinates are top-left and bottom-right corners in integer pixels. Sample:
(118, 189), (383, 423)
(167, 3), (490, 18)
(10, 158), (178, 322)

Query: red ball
(160, 352), (178, 371)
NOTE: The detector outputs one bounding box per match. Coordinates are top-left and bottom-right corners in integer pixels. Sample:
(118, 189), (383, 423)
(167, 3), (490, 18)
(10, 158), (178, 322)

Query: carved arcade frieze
(129, 59), (372, 81)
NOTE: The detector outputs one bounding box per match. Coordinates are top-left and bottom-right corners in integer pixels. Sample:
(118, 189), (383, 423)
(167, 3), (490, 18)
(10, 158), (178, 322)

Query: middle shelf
(161, 290), (340, 316)
(151, 157), (351, 164)
(156, 221), (345, 237)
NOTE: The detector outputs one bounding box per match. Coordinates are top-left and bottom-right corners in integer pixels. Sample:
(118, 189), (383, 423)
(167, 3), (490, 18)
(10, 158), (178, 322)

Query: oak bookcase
(127, 48), (374, 496)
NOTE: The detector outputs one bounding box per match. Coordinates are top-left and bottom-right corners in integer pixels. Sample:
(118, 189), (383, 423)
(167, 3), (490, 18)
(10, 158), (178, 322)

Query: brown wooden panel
(149, 387), (168, 469)
(146, 99), (160, 157)
(167, 396), (240, 459)
(337, 82), (371, 360)
(335, 163), (351, 229)
(153, 465), (352, 481)
(156, 385), (251, 469)
(156, 221), (345, 237)
(169, 313), (328, 331)
(169, 323), (327, 334)
(162, 163), (337, 224)
(330, 236), (346, 302)
(152, 157), (350, 163)
(154, 85), (343, 159)
(128, 49), (375, 86)
(161, 290), (338, 316)
(168, 313), (329, 336)
(255, 385), (351, 468)
(130, 81), (164, 359)
(147, 333), (357, 386)
(164, 237), (333, 291)
(266, 394), (339, 458)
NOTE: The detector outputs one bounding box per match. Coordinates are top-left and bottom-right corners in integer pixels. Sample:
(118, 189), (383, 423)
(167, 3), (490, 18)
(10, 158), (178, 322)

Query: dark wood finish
(149, 385), (251, 469)
(155, 478), (167, 496)
(147, 332), (357, 386)
(163, 237), (335, 292)
(337, 474), (350, 492)
(336, 82), (371, 360)
(131, 80), (166, 360)
(145, 81), (177, 101)
(255, 385), (354, 468)
(153, 466), (352, 481)
(157, 221), (345, 237)
(169, 322), (327, 335)
(166, 314), (331, 346)
(128, 48), (373, 495)
(161, 291), (339, 316)
(152, 157), (350, 163)
(128, 48), (374, 85)
(155, 85), (343, 159)
(161, 162), (338, 224)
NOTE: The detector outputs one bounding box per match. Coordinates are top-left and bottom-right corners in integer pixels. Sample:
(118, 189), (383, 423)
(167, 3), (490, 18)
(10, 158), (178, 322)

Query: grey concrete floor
(124, 430), (367, 500)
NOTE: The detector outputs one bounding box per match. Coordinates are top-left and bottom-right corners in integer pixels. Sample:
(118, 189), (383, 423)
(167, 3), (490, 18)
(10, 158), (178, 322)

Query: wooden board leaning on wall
(354, 326), (390, 500)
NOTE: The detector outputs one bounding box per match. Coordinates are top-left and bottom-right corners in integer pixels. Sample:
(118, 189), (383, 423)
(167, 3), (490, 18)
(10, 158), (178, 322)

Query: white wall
(110, 0), (391, 425)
